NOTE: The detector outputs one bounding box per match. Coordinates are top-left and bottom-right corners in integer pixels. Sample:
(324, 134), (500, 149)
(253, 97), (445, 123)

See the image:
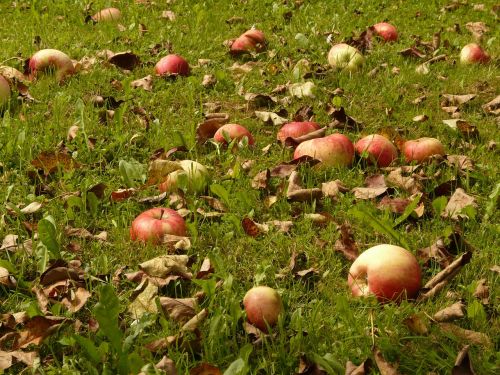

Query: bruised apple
(355, 134), (398, 167)
(130, 208), (187, 243)
(277, 121), (321, 144)
(154, 54), (190, 76)
(372, 22), (398, 42)
(348, 244), (421, 302)
(0, 75), (10, 107)
(158, 160), (210, 194)
(327, 43), (364, 72)
(243, 286), (282, 332)
(230, 29), (266, 55)
(403, 137), (445, 163)
(91, 7), (122, 22)
(293, 133), (354, 167)
(214, 123), (255, 146)
(460, 43), (490, 64)
(28, 49), (75, 82)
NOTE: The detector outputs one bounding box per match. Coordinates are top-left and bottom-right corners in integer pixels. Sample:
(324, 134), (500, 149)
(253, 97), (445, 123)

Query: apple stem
(160, 209), (165, 220)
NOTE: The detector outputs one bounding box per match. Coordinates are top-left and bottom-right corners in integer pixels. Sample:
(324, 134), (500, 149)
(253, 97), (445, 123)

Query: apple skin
(28, 49), (75, 82)
(230, 29), (266, 55)
(348, 244), (421, 302)
(355, 134), (398, 167)
(277, 121), (321, 144)
(0, 75), (11, 107)
(213, 124), (255, 146)
(130, 207), (187, 243)
(158, 160), (210, 194)
(372, 22), (398, 42)
(243, 286), (282, 332)
(154, 54), (190, 76)
(327, 43), (364, 71)
(460, 43), (490, 64)
(293, 134), (354, 167)
(92, 7), (122, 22)
(403, 137), (445, 163)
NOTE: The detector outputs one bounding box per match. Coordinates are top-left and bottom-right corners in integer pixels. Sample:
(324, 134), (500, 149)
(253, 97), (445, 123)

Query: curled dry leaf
(131, 75), (153, 91)
(0, 350), (38, 371)
(334, 222), (359, 261)
(0, 267), (17, 288)
(386, 168), (421, 194)
(413, 114), (428, 122)
(190, 362), (222, 375)
(31, 150), (80, 176)
(251, 169), (270, 190)
(373, 348), (401, 375)
(403, 314), (429, 335)
(160, 297), (197, 324)
(482, 95), (500, 115)
(108, 52), (140, 70)
(472, 279), (489, 305)
(465, 22), (489, 40)
(139, 254), (192, 280)
(196, 113), (229, 144)
(433, 301), (466, 322)
(202, 74), (217, 88)
(399, 47), (427, 59)
(267, 220), (293, 233)
(146, 159), (182, 186)
(12, 316), (66, 350)
(288, 81), (316, 98)
(161, 10), (176, 21)
(321, 179), (348, 199)
(196, 257), (214, 279)
(111, 188), (137, 201)
(438, 323), (492, 347)
(244, 93), (278, 109)
(242, 217), (269, 237)
(345, 359), (373, 375)
(284, 127), (327, 148)
(200, 196), (227, 212)
(19, 202), (43, 214)
(352, 174), (388, 200)
(442, 119), (479, 139)
(128, 279), (158, 319)
(452, 345), (476, 375)
(442, 188), (477, 220)
(446, 155), (474, 172)
(293, 105), (314, 122)
(441, 94), (477, 107)
(287, 171), (323, 202)
(255, 111), (287, 126)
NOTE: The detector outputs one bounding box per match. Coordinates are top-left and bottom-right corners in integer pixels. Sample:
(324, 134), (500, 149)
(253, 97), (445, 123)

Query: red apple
(293, 133), (354, 167)
(0, 75), (10, 107)
(460, 43), (490, 64)
(154, 54), (190, 76)
(230, 29), (266, 55)
(243, 286), (282, 332)
(355, 134), (398, 167)
(92, 7), (122, 22)
(403, 137), (445, 163)
(277, 121), (321, 144)
(348, 244), (421, 302)
(158, 160), (210, 194)
(130, 208), (187, 243)
(28, 49), (75, 82)
(327, 43), (364, 71)
(213, 123), (255, 146)
(372, 22), (398, 42)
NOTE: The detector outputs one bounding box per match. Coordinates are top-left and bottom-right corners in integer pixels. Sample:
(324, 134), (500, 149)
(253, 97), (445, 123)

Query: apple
(348, 244), (421, 302)
(28, 49), (75, 82)
(230, 29), (266, 55)
(154, 54), (190, 76)
(158, 160), (210, 194)
(92, 7), (122, 22)
(354, 134), (398, 167)
(327, 43), (364, 71)
(293, 133), (354, 167)
(403, 137), (445, 163)
(460, 43), (490, 64)
(243, 286), (282, 332)
(130, 207), (187, 243)
(277, 121), (321, 144)
(0, 75), (10, 107)
(372, 22), (398, 42)
(213, 123), (255, 146)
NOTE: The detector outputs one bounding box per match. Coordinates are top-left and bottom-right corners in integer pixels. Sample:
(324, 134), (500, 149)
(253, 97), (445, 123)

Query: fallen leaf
(386, 168), (421, 194)
(399, 47), (427, 59)
(441, 94), (477, 107)
(200, 196), (227, 212)
(465, 22), (489, 40)
(19, 202), (43, 214)
(284, 127), (327, 147)
(287, 171), (323, 202)
(446, 155), (474, 172)
(289, 81), (316, 98)
(473, 279), (489, 305)
(202, 74), (217, 88)
(161, 10), (176, 21)
(111, 188), (137, 201)
(146, 159), (182, 186)
(293, 105), (314, 122)
(196, 113), (229, 144)
(196, 258), (214, 279)
(442, 188), (477, 220)
(433, 301), (466, 322)
(242, 217), (269, 237)
(13, 316), (66, 349)
(482, 95), (500, 115)
(352, 174), (388, 200)
(267, 220), (293, 233)
(297, 354), (327, 374)
(139, 255), (192, 281)
(31, 151), (80, 176)
(413, 114), (428, 122)
(373, 348), (401, 375)
(255, 111), (288, 126)
(108, 51), (140, 70)
(442, 119), (479, 139)
(334, 222), (359, 261)
(403, 314), (429, 335)
(244, 93), (277, 109)
(190, 362), (222, 375)
(160, 297), (197, 324)
(439, 323), (491, 347)
(452, 345), (476, 375)
(345, 359), (373, 375)
(251, 169), (270, 189)
(131, 75), (153, 91)
(0, 350), (38, 371)
(321, 179), (348, 199)
(128, 279), (158, 319)
(0, 267), (17, 288)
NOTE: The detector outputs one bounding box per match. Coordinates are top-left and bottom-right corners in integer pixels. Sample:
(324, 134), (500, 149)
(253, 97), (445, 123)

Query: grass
(0, 0), (499, 374)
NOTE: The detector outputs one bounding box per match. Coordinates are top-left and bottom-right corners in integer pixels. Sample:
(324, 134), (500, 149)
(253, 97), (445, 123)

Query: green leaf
(394, 194), (421, 226)
(93, 285), (123, 354)
(74, 334), (102, 366)
(432, 196), (448, 216)
(210, 183), (230, 205)
(224, 358), (246, 375)
(119, 160), (145, 188)
(38, 215), (60, 258)
(86, 192), (99, 217)
(485, 182), (500, 221)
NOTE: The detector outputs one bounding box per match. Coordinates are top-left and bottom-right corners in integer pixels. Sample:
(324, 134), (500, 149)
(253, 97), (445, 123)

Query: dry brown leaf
(434, 301), (466, 322)
(190, 362), (222, 375)
(284, 127), (327, 147)
(345, 359), (373, 375)
(242, 217), (269, 237)
(373, 348), (400, 375)
(446, 155), (474, 172)
(13, 316), (66, 349)
(139, 255), (192, 279)
(255, 111), (288, 126)
(0, 350), (38, 371)
(111, 188), (137, 201)
(270, 163), (297, 178)
(31, 151), (80, 176)
(202, 74), (217, 88)
(128, 279), (158, 319)
(293, 105), (314, 122)
(267, 220), (293, 233)
(146, 159), (182, 186)
(1, 235), (18, 252)
(489, 265), (500, 274)
(297, 354), (327, 374)
(403, 314), (429, 335)
(439, 323), (492, 347)
(352, 174), (388, 200)
(442, 188), (477, 220)
(321, 179), (348, 199)
(244, 93), (277, 109)
(264, 195), (278, 208)
(442, 119), (479, 139)
(251, 169), (270, 190)
(399, 47), (427, 59)
(441, 94), (477, 107)
(160, 297), (197, 324)
(196, 113), (229, 144)
(131, 75), (153, 91)
(289, 81), (316, 98)
(386, 168), (421, 194)
(482, 95), (500, 115)
(161, 10), (176, 21)
(327, 106), (363, 130)
(0, 267), (17, 288)
(196, 258), (214, 279)
(452, 345), (476, 375)
(200, 196), (227, 212)
(473, 279), (489, 305)
(304, 213), (334, 226)
(334, 222), (359, 261)
(108, 52), (140, 70)
(287, 171), (323, 202)
(465, 22), (489, 40)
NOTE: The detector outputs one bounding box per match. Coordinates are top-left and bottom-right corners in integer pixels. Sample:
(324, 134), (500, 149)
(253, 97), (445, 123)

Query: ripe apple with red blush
(277, 121), (321, 144)
(155, 54), (190, 76)
(403, 137), (445, 163)
(293, 133), (354, 167)
(213, 124), (255, 146)
(28, 49), (75, 82)
(460, 43), (490, 64)
(230, 29), (266, 55)
(372, 22), (398, 42)
(130, 208), (187, 243)
(348, 244), (421, 302)
(355, 134), (398, 167)
(243, 286), (282, 332)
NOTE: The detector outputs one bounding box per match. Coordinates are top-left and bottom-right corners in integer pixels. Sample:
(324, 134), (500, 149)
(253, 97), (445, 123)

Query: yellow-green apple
(213, 123), (255, 146)
(293, 134), (354, 167)
(355, 134), (398, 167)
(130, 207), (187, 243)
(372, 22), (398, 42)
(158, 160), (210, 194)
(28, 49), (75, 82)
(230, 29), (266, 55)
(348, 244), (421, 302)
(0, 75), (10, 107)
(154, 54), (190, 76)
(243, 286), (282, 332)
(277, 121), (321, 144)
(403, 137), (445, 163)
(92, 7), (122, 22)
(460, 43), (490, 64)
(328, 43), (364, 71)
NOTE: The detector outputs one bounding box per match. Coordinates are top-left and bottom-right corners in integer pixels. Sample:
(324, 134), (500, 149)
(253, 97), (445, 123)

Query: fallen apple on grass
(130, 207), (187, 243)
(154, 54), (190, 76)
(348, 244), (421, 302)
(28, 49), (75, 82)
(355, 134), (398, 167)
(277, 121), (321, 144)
(403, 137), (445, 163)
(243, 286), (282, 332)
(0, 75), (10, 107)
(213, 123), (255, 146)
(293, 133), (354, 167)
(91, 7), (122, 22)
(230, 29), (266, 55)
(158, 160), (210, 194)
(460, 43), (490, 64)
(327, 43), (364, 72)
(372, 22), (398, 42)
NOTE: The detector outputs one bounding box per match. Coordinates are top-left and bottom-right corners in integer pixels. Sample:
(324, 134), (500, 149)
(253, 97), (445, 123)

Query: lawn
(0, 0), (499, 374)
